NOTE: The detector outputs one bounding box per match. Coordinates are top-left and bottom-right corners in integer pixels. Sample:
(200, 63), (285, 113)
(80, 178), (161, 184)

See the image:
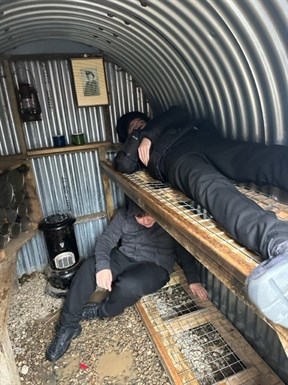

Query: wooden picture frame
(71, 58), (109, 107)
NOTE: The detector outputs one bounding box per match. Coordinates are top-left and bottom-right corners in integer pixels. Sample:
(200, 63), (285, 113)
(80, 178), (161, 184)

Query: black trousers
(61, 248), (169, 328)
(162, 134), (288, 259)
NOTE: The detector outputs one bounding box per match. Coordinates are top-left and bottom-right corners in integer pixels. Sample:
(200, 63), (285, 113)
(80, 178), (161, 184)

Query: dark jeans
(61, 248), (169, 328)
(162, 135), (288, 259)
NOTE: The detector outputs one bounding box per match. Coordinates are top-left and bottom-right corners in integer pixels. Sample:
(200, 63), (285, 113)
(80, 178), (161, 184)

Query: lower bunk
(100, 159), (288, 383)
(136, 264), (285, 385)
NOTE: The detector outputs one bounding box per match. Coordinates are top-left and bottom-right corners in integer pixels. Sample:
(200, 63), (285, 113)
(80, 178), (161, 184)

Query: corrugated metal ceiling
(0, 0), (287, 144)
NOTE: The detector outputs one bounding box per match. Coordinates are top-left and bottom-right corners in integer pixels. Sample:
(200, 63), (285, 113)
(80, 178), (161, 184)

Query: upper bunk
(99, 155), (288, 354)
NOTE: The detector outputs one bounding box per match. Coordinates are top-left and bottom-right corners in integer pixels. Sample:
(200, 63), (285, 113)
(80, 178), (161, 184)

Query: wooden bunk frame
(100, 157), (288, 355)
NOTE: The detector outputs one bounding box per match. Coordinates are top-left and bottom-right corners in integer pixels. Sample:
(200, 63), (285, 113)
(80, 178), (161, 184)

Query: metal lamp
(17, 81), (42, 122)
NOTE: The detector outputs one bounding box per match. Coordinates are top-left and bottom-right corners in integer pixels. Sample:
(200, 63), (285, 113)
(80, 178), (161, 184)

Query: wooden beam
(0, 155), (28, 173)
(0, 254), (21, 385)
(26, 141), (111, 157)
(23, 160), (43, 223)
(99, 148), (115, 220)
(1, 60), (27, 154)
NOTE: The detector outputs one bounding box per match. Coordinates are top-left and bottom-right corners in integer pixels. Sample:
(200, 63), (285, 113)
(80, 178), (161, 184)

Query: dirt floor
(8, 272), (172, 385)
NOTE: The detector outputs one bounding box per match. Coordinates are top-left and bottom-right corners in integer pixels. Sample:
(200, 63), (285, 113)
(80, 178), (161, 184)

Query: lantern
(18, 82), (42, 122)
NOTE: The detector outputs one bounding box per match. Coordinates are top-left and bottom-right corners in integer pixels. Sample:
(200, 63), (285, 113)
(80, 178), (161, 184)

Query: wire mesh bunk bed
(100, 157), (288, 385)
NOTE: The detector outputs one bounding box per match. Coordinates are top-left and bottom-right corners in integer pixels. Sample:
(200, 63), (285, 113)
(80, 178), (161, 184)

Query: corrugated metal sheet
(0, 59), (151, 154)
(203, 267), (288, 383)
(0, 1), (287, 381)
(16, 217), (108, 277)
(16, 232), (48, 276)
(15, 151), (124, 275)
(1, 0), (287, 144)
(31, 152), (105, 217)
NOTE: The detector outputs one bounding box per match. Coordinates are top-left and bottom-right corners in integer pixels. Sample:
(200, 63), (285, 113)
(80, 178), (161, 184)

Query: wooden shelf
(26, 141), (111, 157)
(0, 141), (113, 168)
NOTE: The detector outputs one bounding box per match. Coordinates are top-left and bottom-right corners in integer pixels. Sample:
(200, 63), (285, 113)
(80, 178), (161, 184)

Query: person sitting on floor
(45, 199), (207, 362)
(113, 106), (288, 328)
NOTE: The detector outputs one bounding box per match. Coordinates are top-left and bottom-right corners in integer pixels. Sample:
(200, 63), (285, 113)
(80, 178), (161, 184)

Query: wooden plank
(99, 147), (115, 220)
(0, 155), (28, 173)
(136, 301), (187, 385)
(0, 254), (18, 339)
(2, 60), (27, 155)
(23, 160), (43, 223)
(0, 326), (21, 385)
(27, 141), (111, 157)
(0, 253), (21, 385)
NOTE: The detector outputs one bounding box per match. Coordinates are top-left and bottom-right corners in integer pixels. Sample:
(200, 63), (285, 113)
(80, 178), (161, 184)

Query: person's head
(85, 71), (95, 80)
(127, 199), (156, 228)
(116, 111), (149, 143)
(135, 212), (156, 228)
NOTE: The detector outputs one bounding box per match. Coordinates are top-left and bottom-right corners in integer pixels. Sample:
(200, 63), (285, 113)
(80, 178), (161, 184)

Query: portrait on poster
(71, 58), (109, 106)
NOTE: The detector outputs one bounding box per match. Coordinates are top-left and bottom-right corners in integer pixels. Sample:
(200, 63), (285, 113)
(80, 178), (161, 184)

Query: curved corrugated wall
(1, 1), (288, 381)
(1, 0), (287, 144)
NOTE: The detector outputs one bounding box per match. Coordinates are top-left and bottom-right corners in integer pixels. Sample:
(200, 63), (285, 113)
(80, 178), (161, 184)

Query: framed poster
(71, 58), (109, 106)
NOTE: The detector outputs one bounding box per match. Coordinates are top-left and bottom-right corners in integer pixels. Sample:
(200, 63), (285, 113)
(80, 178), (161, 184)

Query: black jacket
(114, 106), (190, 180)
(114, 105), (216, 181)
(113, 107), (202, 284)
(95, 208), (176, 274)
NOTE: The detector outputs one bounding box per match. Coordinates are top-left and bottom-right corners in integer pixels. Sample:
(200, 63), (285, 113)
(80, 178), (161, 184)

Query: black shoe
(82, 303), (103, 320)
(45, 323), (82, 362)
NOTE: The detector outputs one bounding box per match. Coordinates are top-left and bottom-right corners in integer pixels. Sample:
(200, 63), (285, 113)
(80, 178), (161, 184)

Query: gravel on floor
(8, 272), (172, 385)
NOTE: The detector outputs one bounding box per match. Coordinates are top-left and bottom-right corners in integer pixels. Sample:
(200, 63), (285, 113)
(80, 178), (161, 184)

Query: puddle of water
(97, 350), (136, 382)
(56, 353), (81, 384)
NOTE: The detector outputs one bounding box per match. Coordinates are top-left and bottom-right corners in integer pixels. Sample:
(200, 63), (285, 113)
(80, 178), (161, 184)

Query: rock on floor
(8, 272), (172, 385)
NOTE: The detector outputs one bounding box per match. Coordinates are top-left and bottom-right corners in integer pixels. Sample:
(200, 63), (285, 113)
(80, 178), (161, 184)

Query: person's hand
(138, 138), (152, 166)
(96, 269), (112, 292)
(189, 283), (208, 301)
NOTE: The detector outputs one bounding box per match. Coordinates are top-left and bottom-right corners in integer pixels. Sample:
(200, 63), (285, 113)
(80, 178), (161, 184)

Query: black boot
(82, 303), (103, 320)
(45, 323), (82, 362)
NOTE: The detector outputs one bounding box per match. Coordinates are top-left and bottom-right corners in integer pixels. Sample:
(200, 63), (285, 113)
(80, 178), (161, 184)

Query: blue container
(53, 135), (66, 147)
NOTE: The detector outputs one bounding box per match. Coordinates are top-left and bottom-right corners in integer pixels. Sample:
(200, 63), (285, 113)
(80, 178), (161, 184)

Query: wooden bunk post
(98, 147), (115, 220)
(2, 60), (27, 155)
(0, 252), (23, 385)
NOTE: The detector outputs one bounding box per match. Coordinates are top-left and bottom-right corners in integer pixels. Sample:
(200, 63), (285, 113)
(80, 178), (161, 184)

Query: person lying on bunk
(113, 106), (288, 329)
(45, 199), (208, 362)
